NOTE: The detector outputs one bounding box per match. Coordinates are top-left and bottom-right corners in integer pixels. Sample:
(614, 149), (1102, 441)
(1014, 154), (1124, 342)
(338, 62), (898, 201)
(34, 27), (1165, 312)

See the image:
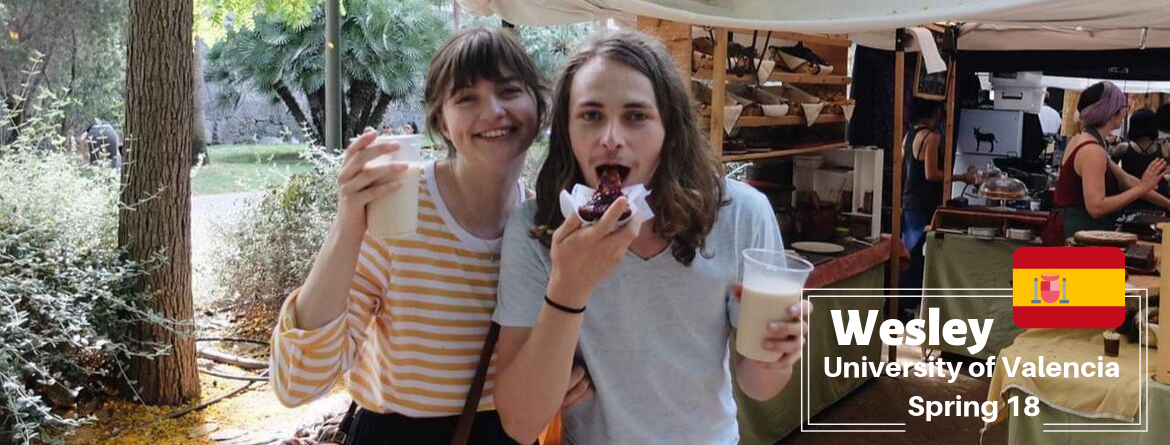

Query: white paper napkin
(842, 103), (856, 121)
(801, 102), (825, 127)
(908, 27), (947, 74)
(724, 104), (744, 135)
(559, 184), (654, 227)
(776, 51), (833, 75)
(756, 59), (776, 83)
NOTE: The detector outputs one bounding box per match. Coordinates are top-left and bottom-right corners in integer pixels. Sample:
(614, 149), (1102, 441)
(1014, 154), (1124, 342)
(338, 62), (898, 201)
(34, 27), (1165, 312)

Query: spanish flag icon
(1012, 247), (1125, 329)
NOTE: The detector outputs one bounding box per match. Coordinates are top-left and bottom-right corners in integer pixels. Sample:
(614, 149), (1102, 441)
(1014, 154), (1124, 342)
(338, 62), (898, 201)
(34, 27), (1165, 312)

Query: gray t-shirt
(494, 180), (782, 445)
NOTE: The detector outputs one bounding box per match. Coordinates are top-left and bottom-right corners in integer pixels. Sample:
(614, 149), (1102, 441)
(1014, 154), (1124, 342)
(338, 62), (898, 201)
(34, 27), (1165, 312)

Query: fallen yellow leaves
(46, 373), (348, 445)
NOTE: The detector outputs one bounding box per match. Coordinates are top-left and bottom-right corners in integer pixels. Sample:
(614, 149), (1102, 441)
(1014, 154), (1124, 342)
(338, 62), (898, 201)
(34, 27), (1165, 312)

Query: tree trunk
(119, 0), (199, 406)
(368, 92), (394, 131)
(192, 42), (209, 166)
(275, 82), (319, 143)
(308, 87), (327, 148)
(345, 79), (375, 137)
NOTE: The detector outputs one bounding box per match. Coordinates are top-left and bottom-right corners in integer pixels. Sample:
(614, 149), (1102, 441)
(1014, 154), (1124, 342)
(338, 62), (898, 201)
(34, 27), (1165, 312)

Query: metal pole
(325, 0), (342, 152)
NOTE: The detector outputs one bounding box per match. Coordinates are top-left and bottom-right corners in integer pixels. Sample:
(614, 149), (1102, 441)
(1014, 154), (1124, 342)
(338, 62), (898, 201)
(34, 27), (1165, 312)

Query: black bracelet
(544, 295), (586, 314)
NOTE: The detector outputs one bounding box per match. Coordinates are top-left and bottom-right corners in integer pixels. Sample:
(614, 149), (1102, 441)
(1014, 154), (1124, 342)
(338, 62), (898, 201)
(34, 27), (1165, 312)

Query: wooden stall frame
(710, 29), (729, 163)
(942, 58), (958, 202)
(1158, 224), (1170, 384)
(888, 29), (906, 362)
(939, 25), (959, 203)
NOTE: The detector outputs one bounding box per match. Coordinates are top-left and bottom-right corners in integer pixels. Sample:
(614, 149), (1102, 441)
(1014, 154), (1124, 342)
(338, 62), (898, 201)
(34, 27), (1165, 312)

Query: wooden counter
(806, 236), (899, 289)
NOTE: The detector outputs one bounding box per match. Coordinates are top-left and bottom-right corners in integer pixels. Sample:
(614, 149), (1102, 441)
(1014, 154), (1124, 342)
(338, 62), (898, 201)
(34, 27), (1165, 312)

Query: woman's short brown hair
(423, 26), (548, 155)
(531, 30), (726, 266)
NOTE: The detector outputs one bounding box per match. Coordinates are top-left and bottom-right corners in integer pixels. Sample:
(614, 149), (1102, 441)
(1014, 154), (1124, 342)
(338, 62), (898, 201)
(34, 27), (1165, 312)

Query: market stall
(633, 18), (893, 443)
(448, 1), (1170, 443)
(894, 34), (1170, 362)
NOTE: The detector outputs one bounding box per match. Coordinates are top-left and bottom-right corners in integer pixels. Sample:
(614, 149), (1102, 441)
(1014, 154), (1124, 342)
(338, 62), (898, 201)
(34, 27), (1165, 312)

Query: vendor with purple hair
(1046, 81), (1170, 243)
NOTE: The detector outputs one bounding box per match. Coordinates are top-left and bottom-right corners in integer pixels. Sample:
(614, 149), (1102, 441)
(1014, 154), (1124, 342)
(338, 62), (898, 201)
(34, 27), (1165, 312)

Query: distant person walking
(78, 120), (122, 170)
(401, 121), (419, 135)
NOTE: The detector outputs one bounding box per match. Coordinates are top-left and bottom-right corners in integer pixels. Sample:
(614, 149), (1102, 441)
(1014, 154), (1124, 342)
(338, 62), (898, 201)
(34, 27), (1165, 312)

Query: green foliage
(205, 0), (450, 142)
(457, 16), (593, 79)
(190, 144), (316, 196)
(0, 0), (127, 135)
(195, 0), (320, 43)
(212, 140), (457, 313)
(213, 146), (341, 310)
(519, 23), (594, 78)
(0, 88), (168, 444)
(213, 140), (550, 321)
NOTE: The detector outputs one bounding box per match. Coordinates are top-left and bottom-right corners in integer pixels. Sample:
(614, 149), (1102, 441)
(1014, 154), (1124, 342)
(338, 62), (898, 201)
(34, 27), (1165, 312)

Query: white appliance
(991, 72), (1045, 114)
(952, 108), (1025, 204)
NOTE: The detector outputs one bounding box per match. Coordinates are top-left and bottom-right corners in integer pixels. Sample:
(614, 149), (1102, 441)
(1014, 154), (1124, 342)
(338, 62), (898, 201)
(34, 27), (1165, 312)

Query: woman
(491, 31), (809, 445)
(1111, 109), (1168, 211)
(900, 100), (945, 297)
(1048, 81), (1170, 242)
(403, 121), (420, 135)
(269, 27), (577, 445)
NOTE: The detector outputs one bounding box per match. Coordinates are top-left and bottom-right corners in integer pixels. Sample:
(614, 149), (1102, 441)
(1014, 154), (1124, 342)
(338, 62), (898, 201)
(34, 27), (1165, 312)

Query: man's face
(567, 57), (665, 189)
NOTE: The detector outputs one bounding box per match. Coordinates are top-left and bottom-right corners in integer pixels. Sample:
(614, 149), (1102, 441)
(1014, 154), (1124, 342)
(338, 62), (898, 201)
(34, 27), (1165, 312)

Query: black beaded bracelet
(544, 295), (586, 314)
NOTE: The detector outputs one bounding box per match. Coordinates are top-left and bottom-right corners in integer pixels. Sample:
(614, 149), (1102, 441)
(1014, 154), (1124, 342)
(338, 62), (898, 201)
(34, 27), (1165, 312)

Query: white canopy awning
(460, 0), (1170, 50)
(1043, 76), (1170, 94)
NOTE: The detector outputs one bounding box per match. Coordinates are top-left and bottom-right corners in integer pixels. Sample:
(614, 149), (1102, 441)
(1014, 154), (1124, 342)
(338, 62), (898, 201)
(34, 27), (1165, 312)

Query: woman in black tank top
(1045, 81), (1170, 244)
(899, 100), (945, 315)
(1111, 109), (1168, 211)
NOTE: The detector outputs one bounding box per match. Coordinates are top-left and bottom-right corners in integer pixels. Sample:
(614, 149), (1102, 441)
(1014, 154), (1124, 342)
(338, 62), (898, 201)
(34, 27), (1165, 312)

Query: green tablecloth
(1003, 379), (1169, 445)
(920, 232), (1027, 359)
(733, 264), (886, 445)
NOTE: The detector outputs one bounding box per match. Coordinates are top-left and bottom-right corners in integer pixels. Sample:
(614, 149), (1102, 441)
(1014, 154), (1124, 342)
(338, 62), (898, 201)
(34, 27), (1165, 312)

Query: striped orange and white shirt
(271, 161), (522, 417)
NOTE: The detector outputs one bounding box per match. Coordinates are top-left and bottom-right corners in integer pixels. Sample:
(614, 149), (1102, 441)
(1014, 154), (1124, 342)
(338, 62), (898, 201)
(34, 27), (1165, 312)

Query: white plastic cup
(365, 134), (424, 238)
(736, 249), (814, 362)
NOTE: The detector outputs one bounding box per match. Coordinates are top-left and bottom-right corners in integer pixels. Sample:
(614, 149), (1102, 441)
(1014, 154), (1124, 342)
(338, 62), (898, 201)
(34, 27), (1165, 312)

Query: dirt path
(191, 191), (262, 309)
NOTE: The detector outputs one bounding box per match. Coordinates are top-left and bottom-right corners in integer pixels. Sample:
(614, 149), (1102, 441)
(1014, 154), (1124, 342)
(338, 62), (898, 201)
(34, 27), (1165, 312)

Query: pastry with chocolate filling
(578, 165), (631, 222)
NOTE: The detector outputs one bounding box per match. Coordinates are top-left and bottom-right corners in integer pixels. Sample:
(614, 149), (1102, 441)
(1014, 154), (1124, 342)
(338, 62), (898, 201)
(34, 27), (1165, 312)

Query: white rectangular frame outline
(795, 288), (1148, 434)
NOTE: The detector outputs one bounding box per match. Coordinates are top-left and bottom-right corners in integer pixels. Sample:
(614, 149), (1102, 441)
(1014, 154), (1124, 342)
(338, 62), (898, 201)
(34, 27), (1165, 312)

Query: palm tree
(204, 0), (448, 145)
(519, 23), (593, 78)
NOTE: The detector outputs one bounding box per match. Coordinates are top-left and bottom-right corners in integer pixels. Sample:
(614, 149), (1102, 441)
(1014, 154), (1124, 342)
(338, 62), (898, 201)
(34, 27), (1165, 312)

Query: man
(491, 31), (808, 445)
(78, 120), (123, 170)
(1039, 90), (1062, 136)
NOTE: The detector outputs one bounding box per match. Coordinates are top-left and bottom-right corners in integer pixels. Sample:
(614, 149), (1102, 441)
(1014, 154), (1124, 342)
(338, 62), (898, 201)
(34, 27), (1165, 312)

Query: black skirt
(343, 409), (528, 445)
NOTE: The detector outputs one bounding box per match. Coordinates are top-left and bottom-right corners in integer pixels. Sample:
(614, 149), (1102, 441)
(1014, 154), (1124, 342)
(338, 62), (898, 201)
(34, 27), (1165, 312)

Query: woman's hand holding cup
(335, 129), (413, 235)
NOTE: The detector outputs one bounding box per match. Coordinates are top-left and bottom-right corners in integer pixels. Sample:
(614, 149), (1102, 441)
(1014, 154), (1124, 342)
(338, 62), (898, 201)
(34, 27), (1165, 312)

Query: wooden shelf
(721, 142), (847, 162)
(651, 21), (852, 171)
(736, 113), (846, 127)
(697, 113), (846, 128)
(722, 28), (853, 47)
(694, 67), (851, 85)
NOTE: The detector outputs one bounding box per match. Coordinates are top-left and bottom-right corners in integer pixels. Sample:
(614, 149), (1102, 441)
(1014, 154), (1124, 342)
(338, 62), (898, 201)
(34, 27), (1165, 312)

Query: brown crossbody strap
(450, 322), (502, 445)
